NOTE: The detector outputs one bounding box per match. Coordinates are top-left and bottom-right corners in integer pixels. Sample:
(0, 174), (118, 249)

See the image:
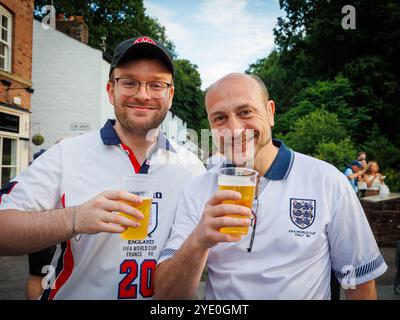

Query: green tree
(314, 138), (357, 172)
(248, 0), (399, 184)
(275, 76), (359, 135)
(172, 60), (206, 135)
(360, 125), (400, 192)
(284, 109), (347, 156)
(34, 0), (175, 57)
(361, 125), (400, 171)
(246, 50), (287, 112)
(342, 55), (400, 144)
(272, 0), (400, 146)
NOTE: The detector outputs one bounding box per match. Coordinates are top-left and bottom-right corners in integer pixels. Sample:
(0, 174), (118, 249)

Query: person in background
(357, 159), (368, 197)
(364, 161), (386, 196)
(357, 151), (367, 162)
(344, 160), (366, 193)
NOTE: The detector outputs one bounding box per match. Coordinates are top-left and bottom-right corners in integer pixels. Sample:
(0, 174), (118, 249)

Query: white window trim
(0, 5), (12, 72)
(0, 135), (18, 186)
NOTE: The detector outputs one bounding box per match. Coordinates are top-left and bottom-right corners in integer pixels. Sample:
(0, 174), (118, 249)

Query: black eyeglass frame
(113, 78), (172, 98)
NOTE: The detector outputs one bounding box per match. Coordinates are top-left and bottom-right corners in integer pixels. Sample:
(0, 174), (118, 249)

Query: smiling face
(368, 161), (379, 174)
(107, 59), (174, 136)
(205, 74), (275, 166)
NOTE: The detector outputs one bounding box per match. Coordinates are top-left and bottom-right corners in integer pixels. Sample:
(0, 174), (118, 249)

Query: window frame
(0, 5), (12, 72)
(0, 135), (18, 187)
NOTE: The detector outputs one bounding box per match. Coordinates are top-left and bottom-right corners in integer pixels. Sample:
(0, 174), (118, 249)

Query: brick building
(0, 0), (33, 187)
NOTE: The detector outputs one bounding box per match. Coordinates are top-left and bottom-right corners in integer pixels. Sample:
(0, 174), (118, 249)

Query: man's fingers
(208, 203), (252, 218)
(211, 216), (252, 229)
(224, 234), (243, 242)
(208, 230), (243, 243)
(98, 222), (127, 234)
(104, 200), (144, 220)
(102, 190), (143, 204)
(207, 190), (241, 206)
(103, 212), (140, 228)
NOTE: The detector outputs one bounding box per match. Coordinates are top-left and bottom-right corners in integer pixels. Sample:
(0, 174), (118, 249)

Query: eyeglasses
(247, 197), (259, 253)
(114, 78), (172, 99)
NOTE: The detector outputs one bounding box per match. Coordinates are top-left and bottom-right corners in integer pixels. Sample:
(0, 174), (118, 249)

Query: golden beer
(119, 198), (152, 240)
(218, 185), (255, 235)
(218, 167), (258, 235)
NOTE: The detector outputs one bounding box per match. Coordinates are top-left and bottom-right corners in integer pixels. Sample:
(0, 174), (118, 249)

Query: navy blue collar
(223, 139), (295, 181)
(100, 119), (176, 153)
(265, 139), (295, 180)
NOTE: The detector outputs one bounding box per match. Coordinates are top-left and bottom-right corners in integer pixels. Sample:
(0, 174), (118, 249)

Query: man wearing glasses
(154, 73), (387, 300)
(0, 36), (205, 299)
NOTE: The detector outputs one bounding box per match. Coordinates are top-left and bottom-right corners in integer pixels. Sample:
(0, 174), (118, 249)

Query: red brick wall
(0, 0), (34, 111)
(361, 197), (400, 247)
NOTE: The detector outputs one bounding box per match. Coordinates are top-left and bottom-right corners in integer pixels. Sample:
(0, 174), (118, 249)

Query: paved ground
(0, 255), (29, 300)
(1, 247), (399, 300)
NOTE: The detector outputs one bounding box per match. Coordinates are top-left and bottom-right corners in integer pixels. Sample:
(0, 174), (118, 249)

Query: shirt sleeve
(343, 168), (352, 177)
(328, 174), (387, 285)
(0, 144), (63, 211)
(157, 186), (203, 265)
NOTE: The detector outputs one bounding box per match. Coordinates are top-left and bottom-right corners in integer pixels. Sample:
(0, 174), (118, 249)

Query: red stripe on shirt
(48, 240), (74, 300)
(121, 144), (141, 173)
(61, 193), (66, 208)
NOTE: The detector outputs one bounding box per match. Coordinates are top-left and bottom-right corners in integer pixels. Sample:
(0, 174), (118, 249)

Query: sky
(143, 0), (283, 89)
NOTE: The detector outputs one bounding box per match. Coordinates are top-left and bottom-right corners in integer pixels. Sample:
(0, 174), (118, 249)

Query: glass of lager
(217, 167), (258, 235)
(119, 175), (154, 240)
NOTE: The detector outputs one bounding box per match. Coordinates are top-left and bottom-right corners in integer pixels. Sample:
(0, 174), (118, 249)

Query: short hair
(204, 73), (269, 106)
(357, 151), (366, 161)
(109, 69), (115, 82)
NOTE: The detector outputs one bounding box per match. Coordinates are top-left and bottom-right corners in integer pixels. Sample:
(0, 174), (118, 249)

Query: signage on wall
(0, 112), (19, 133)
(71, 123), (91, 131)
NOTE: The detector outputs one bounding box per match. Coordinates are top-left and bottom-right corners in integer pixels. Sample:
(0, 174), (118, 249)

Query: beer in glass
(217, 167), (258, 235)
(119, 175), (154, 240)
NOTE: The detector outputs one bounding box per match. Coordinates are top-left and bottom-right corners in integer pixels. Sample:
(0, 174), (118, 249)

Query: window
(0, 6), (12, 72)
(0, 136), (17, 187)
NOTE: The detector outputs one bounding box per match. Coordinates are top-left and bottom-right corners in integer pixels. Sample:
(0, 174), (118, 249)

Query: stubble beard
(114, 102), (168, 137)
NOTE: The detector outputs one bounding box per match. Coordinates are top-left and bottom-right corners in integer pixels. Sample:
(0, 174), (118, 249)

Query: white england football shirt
(158, 139), (387, 299)
(0, 120), (205, 300)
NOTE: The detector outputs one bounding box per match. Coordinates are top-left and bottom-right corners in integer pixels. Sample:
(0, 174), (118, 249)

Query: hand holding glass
(119, 176), (153, 240)
(217, 167), (258, 235)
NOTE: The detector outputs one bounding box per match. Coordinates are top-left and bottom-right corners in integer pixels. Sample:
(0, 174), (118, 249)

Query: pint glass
(217, 167), (258, 235)
(119, 175), (153, 240)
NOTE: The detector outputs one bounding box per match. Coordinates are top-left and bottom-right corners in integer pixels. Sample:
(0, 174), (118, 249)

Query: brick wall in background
(361, 197), (400, 247)
(0, 0), (34, 110)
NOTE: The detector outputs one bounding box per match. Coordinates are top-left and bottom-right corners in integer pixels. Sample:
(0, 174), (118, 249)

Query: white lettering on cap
(134, 37), (156, 45)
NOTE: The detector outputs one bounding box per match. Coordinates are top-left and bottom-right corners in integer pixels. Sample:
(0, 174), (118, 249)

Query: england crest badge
(290, 198), (316, 229)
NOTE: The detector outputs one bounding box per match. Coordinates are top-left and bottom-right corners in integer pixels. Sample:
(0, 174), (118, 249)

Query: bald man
(153, 73), (386, 300)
